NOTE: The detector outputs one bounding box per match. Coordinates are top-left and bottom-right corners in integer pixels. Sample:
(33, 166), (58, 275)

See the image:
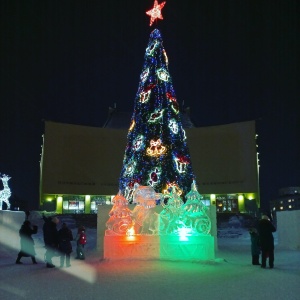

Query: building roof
(103, 107), (196, 129)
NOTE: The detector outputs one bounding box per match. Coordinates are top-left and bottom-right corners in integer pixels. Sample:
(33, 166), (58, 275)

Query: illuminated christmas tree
(119, 28), (195, 201)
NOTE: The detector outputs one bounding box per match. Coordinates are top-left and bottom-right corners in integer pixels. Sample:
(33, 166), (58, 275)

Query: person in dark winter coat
(16, 220), (38, 264)
(43, 216), (59, 268)
(258, 215), (276, 269)
(249, 227), (261, 265)
(58, 223), (74, 267)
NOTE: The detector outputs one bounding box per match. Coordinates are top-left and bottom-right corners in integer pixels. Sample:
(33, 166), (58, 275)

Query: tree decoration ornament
(157, 68), (169, 81)
(168, 119), (179, 134)
(139, 89), (151, 103)
(140, 68), (149, 82)
(148, 167), (161, 186)
(148, 109), (164, 123)
(146, 0), (166, 26)
(124, 160), (136, 176)
(174, 155), (190, 173)
(132, 135), (145, 151)
(166, 92), (179, 114)
(163, 182), (183, 196)
(147, 139), (167, 157)
(139, 83), (155, 103)
(146, 40), (159, 56)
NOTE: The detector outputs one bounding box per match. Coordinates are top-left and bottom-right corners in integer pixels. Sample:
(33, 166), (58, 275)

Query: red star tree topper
(146, 0), (166, 26)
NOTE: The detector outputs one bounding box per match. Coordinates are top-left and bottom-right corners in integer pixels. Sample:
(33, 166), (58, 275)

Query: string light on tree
(119, 28), (195, 201)
(129, 119), (135, 131)
(162, 49), (168, 65)
(182, 128), (187, 140)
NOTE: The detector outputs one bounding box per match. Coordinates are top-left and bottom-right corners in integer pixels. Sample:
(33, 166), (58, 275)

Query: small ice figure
(106, 191), (134, 235)
(183, 180), (211, 235)
(132, 185), (161, 235)
(160, 186), (185, 235)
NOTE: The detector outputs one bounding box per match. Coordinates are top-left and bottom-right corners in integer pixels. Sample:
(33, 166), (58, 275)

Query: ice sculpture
(182, 180), (211, 235)
(132, 185), (161, 234)
(105, 181), (211, 237)
(106, 191), (134, 235)
(0, 174), (11, 210)
(159, 186), (185, 235)
(104, 183), (215, 261)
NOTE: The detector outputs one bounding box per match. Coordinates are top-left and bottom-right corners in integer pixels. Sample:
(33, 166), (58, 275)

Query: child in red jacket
(75, 226), (86, 260)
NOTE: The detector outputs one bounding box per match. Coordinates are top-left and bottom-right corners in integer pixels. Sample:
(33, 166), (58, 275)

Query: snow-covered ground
(0, 212), (299, 300)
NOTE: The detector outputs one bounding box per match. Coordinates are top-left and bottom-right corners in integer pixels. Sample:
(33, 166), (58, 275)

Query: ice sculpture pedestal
(160, 235), (215, 261)
(104, 232), (160, 260)
(104, 232), (215, 261)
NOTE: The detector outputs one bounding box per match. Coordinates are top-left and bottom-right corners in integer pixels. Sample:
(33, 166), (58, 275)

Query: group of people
(249, 214), (276, 269)
(15, 214), (87, 268)
(16, 212), (276, 269)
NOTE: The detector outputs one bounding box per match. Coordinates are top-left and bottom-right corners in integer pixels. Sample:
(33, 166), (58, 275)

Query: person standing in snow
(258, 215), (276, 269)
(43, 216), (59, 268)
(15, 220), (38, 264)
(58, 222), (74, 267)
(249, 227), (261, 265)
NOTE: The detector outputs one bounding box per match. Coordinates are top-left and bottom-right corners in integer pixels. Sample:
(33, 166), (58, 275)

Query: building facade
(270, 187), (300, 212)
(39, 117), (260, 214)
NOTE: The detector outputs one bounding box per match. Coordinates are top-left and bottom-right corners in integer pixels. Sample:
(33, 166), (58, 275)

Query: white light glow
(0, 174), (11, 210)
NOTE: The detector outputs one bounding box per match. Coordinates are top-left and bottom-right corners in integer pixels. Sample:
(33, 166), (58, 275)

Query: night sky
(1, 0), (299, 210)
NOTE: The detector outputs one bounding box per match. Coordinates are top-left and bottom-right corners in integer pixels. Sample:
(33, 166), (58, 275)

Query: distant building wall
(41, 120), (259, 202)
(270, 187), (300, 212)
(277, 210), (300, 250)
